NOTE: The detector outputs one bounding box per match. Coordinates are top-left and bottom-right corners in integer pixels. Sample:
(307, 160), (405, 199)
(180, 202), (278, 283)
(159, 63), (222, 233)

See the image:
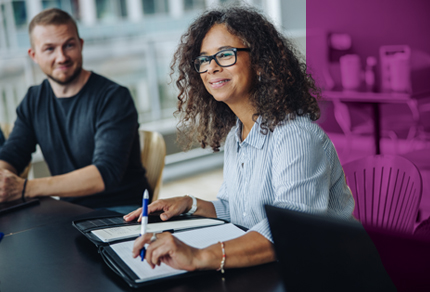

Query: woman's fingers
(143, 232), (168, 268)
(132, 233), (153, 257)
(148, 233), (176, 267)
(158, 207), (180, 221)
(123, 207), (142, 222)
(143, 232), (198, 271)
(148, 197), (190, 221)
(123, 198), (174, 222)
(147, 200), (167, 214)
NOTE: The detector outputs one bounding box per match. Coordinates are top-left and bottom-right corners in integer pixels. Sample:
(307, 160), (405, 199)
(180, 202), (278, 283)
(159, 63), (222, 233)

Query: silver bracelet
(185, 194), (197, 215)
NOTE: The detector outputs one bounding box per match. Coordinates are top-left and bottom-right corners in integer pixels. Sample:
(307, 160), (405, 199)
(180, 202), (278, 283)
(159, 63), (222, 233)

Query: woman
(124, 5), (354, 272)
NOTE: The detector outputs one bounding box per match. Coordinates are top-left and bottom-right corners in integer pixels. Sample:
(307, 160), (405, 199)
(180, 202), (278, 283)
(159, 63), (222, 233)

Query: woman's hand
(131, 230), (276, 272)
(123, 207), (143, 222)
(132, 232), (203, 271)
(148, 196), (192, 221)
(123, 196), (192, 222)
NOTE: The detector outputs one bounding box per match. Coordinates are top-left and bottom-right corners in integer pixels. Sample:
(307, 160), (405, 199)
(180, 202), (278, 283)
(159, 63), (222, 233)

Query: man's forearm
(0, 160), (17, 174)
(25, 165), (105, 199)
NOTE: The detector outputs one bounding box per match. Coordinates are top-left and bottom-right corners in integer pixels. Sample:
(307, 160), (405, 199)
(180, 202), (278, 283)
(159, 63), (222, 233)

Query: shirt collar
(234, 116), (267, 151)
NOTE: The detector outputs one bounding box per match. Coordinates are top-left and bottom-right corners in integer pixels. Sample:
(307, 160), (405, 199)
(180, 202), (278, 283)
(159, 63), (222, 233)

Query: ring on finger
(150, 233), (157, 242)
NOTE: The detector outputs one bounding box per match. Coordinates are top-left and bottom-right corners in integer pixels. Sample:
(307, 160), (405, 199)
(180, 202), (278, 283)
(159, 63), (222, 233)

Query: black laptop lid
(265, 205), (395, 292)
(0, 198), (39, 215)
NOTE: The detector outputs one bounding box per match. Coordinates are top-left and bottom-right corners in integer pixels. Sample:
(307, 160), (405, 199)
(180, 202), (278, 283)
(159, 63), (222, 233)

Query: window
(42, 0), (62, 9)
(41, 0), (80, 20)
(142, 0), (168, 15)
(184, 0), (205, 11)
(12, 1), (27, 28)
(119, 0), (127, 18)
(96, 0), (127, 22)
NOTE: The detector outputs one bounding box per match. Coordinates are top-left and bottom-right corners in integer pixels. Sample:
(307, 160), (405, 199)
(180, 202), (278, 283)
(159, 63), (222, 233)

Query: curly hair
(171, 4), (321, 152)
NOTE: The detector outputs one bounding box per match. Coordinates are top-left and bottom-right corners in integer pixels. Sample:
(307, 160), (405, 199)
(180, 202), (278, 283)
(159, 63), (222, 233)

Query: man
(0, 8), (150, 212)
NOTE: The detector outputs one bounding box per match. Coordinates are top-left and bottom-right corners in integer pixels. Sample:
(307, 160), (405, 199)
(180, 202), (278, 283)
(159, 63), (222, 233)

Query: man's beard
(47, 66), (82, 86)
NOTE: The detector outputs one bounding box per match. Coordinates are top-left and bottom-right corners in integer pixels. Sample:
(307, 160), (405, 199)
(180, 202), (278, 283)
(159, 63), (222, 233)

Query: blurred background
(0, 0), (305, 200)
(307, 0), (430, 222)
(1, 0), (430, 219)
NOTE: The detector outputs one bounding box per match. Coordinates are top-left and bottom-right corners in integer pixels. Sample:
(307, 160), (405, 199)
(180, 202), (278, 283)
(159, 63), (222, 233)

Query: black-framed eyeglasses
(192, 48), (251, 73)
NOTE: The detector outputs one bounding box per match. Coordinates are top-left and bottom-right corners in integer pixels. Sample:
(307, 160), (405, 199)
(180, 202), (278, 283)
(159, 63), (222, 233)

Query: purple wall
(307, 0), (430, 61)
(307, 0), (430, 146)
(306, 1), (430, 288)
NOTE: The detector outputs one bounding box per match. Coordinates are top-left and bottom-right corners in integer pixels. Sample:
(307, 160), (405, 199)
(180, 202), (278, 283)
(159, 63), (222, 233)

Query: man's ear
(80, 38), (84, 50)
(28, 48), (37, 64)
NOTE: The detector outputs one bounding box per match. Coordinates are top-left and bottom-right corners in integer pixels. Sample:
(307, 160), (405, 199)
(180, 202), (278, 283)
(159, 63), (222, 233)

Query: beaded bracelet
(21, 179), (28, 202)
(216, 241), (226, 273)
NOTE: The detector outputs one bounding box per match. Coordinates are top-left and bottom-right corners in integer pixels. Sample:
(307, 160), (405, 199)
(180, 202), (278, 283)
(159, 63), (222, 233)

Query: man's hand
(0, 169), (25, 202)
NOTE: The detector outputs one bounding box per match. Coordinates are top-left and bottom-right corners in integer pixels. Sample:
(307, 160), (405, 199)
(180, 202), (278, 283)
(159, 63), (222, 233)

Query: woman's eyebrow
(199, 46), (233, 55)
(217, 46), (233, 50)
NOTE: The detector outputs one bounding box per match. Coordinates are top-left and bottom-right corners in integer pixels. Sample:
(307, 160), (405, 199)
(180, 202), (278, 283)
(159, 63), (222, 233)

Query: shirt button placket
(242, 147), (247, 220)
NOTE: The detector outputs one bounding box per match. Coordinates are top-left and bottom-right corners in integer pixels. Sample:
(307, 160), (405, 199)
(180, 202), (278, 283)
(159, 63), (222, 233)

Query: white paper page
(109, 223), (245, 282)
(92, 218), (224, 242)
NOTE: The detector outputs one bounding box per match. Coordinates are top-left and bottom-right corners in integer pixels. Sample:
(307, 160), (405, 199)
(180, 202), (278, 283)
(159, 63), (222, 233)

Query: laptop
(265, 205), (397, 292)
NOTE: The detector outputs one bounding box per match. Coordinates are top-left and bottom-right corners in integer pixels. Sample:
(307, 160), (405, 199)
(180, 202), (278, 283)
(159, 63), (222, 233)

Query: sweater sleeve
(0, 91), (37, 174)
(91, 86), (139, 190)
(0, 128), (5, 146)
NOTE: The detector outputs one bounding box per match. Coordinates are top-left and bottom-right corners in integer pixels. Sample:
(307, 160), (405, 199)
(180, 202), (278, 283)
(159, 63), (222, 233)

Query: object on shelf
(380, 45), (410, 93)
(380, 45), (430, 94)
(340, 54), (362, 90)
(328, 32), (352, 62)
(365, 56), (377, 92)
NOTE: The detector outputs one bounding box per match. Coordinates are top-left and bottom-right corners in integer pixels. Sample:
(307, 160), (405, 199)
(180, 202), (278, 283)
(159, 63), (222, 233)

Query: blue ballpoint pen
(140, 189), (149, 261)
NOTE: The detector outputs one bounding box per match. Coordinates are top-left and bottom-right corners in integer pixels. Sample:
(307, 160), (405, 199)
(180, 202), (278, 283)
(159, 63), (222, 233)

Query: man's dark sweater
(0, 73), (149, 208)
(0, 128), (5, 148)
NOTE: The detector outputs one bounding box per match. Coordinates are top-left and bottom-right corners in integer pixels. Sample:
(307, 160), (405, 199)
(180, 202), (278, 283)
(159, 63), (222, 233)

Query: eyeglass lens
(194, 49), (237, 73)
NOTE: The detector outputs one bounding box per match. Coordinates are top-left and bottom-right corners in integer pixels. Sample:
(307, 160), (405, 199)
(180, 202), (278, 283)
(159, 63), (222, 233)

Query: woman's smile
(209, 78), (231, 89)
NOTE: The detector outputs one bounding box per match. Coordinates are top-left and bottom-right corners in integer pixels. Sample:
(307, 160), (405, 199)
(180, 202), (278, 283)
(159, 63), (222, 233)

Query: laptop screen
(265, 205), (396, 291)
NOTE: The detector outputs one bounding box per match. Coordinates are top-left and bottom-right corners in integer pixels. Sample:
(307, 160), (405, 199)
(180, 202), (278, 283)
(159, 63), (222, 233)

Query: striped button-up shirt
(212, 115), (355, 242)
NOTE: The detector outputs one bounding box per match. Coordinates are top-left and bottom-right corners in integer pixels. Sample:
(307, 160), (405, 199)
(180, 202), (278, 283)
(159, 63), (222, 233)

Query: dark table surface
(0, 197), (93, 235)
(0, 197), (284, 292)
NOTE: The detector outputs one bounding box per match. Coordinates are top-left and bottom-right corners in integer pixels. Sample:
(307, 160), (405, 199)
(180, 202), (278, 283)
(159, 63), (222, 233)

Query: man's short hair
(28, 8), (80, 47)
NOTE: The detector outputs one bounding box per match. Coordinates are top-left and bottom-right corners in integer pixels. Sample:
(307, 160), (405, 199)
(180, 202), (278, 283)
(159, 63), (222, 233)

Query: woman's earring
(258, 74), (261, 82)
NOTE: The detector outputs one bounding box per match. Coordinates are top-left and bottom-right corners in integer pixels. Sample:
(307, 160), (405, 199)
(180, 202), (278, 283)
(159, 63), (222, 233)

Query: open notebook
(104, 223), (245, 284)
(92, 218), (225, 242)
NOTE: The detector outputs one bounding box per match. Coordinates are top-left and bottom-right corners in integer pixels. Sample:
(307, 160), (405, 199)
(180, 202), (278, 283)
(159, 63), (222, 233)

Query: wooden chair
(343, 155), (423, 233)
(0, 123), (13, 138)
(139, 130), (166, 202)
(0, 123), (31, 179)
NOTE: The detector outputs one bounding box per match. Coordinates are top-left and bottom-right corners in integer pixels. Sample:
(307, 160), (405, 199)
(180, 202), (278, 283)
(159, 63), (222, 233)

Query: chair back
(0, 123), (13, 138)
(139, 130), (166, 202)
(343, 155), (422, 233)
